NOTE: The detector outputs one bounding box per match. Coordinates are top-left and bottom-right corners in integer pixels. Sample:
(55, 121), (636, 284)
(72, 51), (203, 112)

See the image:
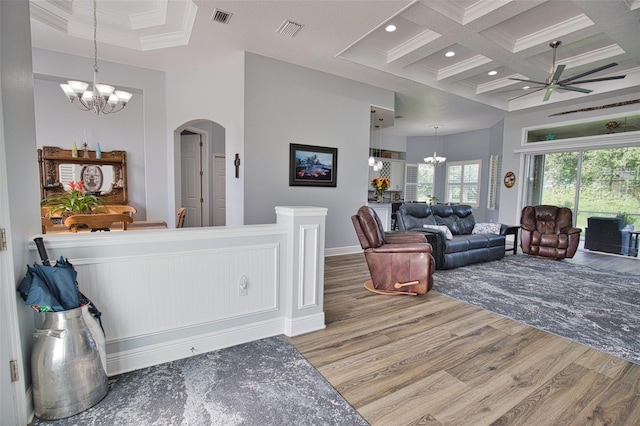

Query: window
(524, 147), (640, 229)
(416, 164), (435, 202)
(445, 160), (481, 207)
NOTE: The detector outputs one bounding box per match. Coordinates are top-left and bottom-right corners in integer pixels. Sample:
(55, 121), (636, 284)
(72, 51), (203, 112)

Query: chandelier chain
(93, 0), (99, 73)
(59, 0), (133, 115)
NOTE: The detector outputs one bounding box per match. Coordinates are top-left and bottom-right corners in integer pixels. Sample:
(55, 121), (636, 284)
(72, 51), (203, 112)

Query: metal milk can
(31, 305), (108, 420)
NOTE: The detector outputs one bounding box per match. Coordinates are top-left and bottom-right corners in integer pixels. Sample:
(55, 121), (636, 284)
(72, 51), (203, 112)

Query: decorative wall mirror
(38, 146), (128, 204)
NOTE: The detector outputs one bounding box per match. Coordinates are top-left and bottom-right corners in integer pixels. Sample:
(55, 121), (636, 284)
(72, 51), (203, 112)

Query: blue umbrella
(18, 256), (80, 312)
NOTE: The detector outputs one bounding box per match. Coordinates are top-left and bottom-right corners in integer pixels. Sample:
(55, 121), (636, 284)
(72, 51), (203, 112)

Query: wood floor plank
(288, 251), (640, 425)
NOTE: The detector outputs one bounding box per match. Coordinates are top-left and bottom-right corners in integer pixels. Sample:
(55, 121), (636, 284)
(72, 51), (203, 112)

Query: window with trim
(416, 164), (435, 202)
(445, 160), (481, 207)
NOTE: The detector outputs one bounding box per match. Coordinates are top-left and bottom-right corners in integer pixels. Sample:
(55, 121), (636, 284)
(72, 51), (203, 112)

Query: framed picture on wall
(289, 143), (338, 187)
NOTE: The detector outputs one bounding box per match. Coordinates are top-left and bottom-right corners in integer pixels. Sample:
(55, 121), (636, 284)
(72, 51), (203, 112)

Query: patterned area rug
(34, 337), (367, 425)
(433, 255), (640, 365)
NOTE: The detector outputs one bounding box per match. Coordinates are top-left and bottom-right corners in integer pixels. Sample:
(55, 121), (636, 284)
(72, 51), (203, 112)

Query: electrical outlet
(239, 276), (248, 296)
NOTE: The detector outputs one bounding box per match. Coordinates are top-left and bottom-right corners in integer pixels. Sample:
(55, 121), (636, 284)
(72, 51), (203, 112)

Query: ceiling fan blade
(558, 63), (618, 84)
(508, 77), (548, 85)
(556, 85), (593, 94)
(551, 64), (565, 83)
(509, 87), (545, 101)
(543, 85), (556, 102)
(567, 75), (626, 84)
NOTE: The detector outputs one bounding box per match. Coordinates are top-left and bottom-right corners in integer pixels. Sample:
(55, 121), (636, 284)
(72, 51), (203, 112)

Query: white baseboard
(106, 312), (327, 376)
(325, 245), (360, 257)
(106, 318), (284, 376)
(284, 312), (326, 337)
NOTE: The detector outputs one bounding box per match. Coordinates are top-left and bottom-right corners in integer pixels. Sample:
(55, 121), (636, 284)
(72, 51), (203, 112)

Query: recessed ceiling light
(445, 51), (455, 57)
(522, 86), (530, 90)
(385, 24), (396, 32)
(488, 70), (497, 76)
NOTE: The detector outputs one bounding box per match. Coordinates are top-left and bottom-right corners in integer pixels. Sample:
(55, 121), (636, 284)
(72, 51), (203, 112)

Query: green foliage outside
(539, 147), (640, 229)
(417, 164), (434, 202)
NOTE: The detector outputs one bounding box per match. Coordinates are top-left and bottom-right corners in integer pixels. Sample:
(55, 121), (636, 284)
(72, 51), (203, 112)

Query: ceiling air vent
(277, 19), (304, 37)
(212, 9), (232, 24)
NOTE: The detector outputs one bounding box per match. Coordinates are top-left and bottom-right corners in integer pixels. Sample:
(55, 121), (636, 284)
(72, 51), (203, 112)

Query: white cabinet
(367, 203), (392, 231)
(389, 161), (404, 191)
(368, 159), (404, 189)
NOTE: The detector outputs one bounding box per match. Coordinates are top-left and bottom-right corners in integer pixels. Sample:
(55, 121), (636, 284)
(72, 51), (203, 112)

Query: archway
(174, 120), (226, 227)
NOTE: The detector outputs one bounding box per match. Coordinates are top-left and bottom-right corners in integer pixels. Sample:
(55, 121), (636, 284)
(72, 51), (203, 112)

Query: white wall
(31, 49), (168, 223)
(243, 53), (394, 250)
(499, 93), (640, 226)
(165, 54), (245, 226)
(1, 1), (40, 422)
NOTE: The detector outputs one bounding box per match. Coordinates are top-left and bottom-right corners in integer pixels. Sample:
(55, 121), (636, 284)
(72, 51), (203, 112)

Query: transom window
(445, 160), (481, 207)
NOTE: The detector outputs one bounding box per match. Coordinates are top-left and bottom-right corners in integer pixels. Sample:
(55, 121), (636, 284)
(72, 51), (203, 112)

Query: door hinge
(10, 360), (19, 382)
(1, 228), (7, 251)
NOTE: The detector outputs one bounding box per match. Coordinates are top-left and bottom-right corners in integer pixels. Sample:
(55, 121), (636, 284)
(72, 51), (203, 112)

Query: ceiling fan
(510, 40), (626, 102)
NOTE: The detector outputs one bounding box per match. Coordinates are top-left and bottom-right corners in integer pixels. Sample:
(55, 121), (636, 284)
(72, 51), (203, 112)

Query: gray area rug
(433, 255), (640, 365)
(34, 336), (368, 425)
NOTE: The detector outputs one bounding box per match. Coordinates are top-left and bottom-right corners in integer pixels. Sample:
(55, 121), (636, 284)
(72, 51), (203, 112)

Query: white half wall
(31, 206), (327, 376)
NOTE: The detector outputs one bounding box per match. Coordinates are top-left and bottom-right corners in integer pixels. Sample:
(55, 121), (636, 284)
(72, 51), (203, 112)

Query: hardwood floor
(288, 250), (640, 425)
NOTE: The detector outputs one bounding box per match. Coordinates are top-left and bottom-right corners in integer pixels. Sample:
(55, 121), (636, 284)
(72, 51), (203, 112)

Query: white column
(276, 206), (327, 336)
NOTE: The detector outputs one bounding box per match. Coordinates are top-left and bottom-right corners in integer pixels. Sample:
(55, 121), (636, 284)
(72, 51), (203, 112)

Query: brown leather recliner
(351, 206), (435, 295)
(520, 205), (582, 259)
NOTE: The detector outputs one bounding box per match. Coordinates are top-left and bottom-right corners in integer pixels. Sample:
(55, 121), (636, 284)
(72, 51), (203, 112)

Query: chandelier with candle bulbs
(424, 126), (446, 166)
(60, 0), (132, 114)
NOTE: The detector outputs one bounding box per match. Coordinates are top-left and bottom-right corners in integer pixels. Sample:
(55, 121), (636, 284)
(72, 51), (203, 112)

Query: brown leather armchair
(352, 206), (435, 295)
(520, 205), (582, 259)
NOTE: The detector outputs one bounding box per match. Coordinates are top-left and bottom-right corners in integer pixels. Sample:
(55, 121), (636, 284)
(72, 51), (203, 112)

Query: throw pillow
(423, 224), (453, 240)
(472, 222), (501, 235)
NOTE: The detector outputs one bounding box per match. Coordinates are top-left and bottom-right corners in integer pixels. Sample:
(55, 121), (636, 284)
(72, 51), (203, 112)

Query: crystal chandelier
(424, 126), (446, 166)
(60, 0), (132, 114)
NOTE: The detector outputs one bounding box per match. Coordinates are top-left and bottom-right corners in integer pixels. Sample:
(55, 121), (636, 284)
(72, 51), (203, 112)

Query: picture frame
(289, 143), (338, 187)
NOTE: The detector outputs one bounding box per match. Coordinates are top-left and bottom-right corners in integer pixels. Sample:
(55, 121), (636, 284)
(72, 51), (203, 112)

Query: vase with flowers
(371, 177), (390, 202)
(43, 180), (101, 219)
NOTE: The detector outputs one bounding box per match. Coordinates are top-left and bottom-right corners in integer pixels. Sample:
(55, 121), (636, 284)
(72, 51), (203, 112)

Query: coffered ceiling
(29, 0), (640, 136)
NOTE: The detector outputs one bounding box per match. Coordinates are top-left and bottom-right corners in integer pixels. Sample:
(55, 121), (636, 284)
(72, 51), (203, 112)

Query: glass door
(524, 147), (640, 229)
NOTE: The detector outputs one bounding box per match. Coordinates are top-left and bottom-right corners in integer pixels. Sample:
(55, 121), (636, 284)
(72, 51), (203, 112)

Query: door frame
(180, 127), (210, 227)
(212, 153), (226, 226)
(0, 117), (29, 425)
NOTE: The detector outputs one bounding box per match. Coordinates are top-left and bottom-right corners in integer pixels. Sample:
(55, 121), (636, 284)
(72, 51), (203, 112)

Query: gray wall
(32, 48), (168, 223)
(243, 53), (394, 249)
(406, 124), (503, 222)
(33, 77), (147, 218)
